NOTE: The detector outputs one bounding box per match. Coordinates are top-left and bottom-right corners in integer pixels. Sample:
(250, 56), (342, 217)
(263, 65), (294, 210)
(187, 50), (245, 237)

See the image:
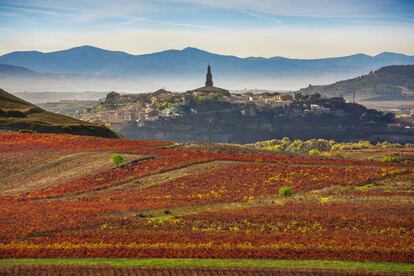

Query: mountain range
(0, 45), (413, 92)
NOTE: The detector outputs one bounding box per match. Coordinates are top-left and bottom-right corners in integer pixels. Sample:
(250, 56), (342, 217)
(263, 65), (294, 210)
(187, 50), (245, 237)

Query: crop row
(103, 163), (407, 205)
(1, 132), (412, 263)
(1, 193), (412, 262)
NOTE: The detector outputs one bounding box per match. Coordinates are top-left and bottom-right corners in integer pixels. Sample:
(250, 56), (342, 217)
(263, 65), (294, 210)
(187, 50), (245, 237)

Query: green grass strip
(0, 258), (412, 272)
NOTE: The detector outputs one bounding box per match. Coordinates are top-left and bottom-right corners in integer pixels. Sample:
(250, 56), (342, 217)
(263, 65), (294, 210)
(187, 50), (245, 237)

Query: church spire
(205, 64), (213, 87)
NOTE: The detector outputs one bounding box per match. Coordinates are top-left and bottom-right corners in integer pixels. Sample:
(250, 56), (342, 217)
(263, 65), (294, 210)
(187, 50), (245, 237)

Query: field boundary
(0, 258), (413, 272)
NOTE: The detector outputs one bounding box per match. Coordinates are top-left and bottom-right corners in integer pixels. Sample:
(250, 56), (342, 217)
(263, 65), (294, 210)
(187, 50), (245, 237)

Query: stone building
(106, 91), (121, 102)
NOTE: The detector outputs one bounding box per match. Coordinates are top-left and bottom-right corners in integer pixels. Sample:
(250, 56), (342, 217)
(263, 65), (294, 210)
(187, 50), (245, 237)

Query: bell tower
(205, 64), (213, 87)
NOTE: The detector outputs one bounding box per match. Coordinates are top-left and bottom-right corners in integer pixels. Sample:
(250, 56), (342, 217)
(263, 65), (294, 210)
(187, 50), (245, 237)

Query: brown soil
(0, 266), (397, 276)
(0, 152), (146, 194)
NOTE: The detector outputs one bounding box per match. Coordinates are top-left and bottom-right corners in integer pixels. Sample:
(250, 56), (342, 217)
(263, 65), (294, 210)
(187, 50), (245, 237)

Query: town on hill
(78, 65), (414, 144)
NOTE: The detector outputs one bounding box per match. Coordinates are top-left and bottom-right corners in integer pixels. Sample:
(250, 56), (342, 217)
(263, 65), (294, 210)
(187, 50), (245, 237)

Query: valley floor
(0, 132), (413, 273)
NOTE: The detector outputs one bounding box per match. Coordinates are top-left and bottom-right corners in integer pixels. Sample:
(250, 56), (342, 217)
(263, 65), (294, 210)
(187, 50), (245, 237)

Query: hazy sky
(1, 0), (414, 58)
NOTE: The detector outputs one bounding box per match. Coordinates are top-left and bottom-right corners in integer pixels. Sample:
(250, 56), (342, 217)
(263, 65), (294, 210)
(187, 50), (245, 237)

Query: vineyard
(0, 132), (413, 273)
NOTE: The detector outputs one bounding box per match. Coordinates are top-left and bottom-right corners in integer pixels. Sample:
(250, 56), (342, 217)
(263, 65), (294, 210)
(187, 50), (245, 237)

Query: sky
(0, 0), (414, 58)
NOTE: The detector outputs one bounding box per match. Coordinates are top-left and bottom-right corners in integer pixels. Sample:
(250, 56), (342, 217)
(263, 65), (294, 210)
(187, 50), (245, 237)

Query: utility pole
(207, 119), (212, 147)
(352, 91), (356, 103)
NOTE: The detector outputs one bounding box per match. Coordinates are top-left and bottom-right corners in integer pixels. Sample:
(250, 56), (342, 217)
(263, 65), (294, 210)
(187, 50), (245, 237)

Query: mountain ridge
(0, 46), (413, 91)
(2, 45), (413, 60)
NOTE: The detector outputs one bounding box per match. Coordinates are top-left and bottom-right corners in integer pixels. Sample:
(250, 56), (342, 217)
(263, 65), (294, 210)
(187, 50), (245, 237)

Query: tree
(293, 92), (302, 101)
(309, 91), (321, 100)
(279, 186), (294, 197)
(111, 154), (125, 167)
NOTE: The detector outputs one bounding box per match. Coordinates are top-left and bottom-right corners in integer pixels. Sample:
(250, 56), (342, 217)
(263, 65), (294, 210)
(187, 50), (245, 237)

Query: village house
(311, 104), (331, 113)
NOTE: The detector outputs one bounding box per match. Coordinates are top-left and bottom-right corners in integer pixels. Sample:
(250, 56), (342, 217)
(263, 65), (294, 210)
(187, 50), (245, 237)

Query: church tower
(205, 64), (213, 87)
(186, 63), (230, 96)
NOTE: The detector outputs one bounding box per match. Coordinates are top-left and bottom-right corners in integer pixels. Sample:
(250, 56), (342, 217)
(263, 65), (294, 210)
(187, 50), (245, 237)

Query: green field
(0, 258), (413, 273)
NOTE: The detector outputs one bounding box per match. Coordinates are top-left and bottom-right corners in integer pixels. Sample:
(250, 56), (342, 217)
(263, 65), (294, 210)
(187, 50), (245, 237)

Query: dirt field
(0, 152), (148, 194)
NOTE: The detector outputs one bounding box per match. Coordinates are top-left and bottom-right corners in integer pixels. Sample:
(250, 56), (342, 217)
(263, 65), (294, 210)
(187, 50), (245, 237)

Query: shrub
(18, 129), (35, 133)
(279, 186), (294, 197)
(309, 149), (322, 156)
(264, 145), (281, 153)
(319, 197), (330, 204)
(382, 155), (400, 163)
(111, 154), (125, 167)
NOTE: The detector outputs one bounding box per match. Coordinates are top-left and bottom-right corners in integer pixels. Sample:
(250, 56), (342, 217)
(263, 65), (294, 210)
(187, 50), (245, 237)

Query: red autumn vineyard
(0, 132), (413, 263)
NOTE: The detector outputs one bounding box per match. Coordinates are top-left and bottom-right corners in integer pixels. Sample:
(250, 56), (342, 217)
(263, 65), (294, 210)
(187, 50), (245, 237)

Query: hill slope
(0, 88), (118, 138)
(297, 65), (414, 100)
(1, 46), (414, 91)
(0, 64), (43, 77)
(0, 132), (413, 268)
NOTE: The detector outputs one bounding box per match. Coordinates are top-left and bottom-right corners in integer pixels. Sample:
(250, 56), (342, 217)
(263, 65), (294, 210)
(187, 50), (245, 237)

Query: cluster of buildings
(80, 65), (314, 127)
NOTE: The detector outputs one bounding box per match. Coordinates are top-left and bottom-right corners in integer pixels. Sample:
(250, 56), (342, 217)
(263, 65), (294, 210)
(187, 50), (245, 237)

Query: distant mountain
(0, 62), (125, 93)
(297, 65), (414, 100)
(0, 64), (42, 77)
(0, 46), (130, 75)
(0, 46), (413, 91)
(0, 88), (117, 138)
(14, 92), (110, 104)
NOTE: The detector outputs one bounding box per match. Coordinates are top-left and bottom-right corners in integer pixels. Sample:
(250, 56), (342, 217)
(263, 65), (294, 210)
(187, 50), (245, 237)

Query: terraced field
(0, 131), (413, 274)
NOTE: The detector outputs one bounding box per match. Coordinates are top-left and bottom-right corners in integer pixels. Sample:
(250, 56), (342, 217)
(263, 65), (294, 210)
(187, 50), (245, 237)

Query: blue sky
(0, 0), (413, 57)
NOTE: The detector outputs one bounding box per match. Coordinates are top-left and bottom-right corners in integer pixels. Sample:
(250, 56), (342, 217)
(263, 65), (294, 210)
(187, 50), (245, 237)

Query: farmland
(0, 131), (413, 274)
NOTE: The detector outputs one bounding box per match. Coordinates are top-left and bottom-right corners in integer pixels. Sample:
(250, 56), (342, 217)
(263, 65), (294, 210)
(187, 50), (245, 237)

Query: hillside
(117, 94), (414, 143)
(0, 88), (117, 138)
(1, 46), (414, 91)
(0, 132), (413, 274)
(0, 64), (42, 77)
(297, 65), (414, 100)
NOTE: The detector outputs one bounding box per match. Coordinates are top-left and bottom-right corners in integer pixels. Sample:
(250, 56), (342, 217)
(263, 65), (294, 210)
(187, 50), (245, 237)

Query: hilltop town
(80, 65), (296, 129)
(75, 65), (412, 143)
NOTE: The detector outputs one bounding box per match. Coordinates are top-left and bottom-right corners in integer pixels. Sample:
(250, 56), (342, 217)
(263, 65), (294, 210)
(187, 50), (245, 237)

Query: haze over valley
(1, 46), (414, 93)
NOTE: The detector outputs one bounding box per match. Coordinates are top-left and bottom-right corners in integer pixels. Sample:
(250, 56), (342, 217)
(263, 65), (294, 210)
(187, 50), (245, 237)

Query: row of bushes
(252, 137), (410, 154)
(251, 138), (405, 162)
